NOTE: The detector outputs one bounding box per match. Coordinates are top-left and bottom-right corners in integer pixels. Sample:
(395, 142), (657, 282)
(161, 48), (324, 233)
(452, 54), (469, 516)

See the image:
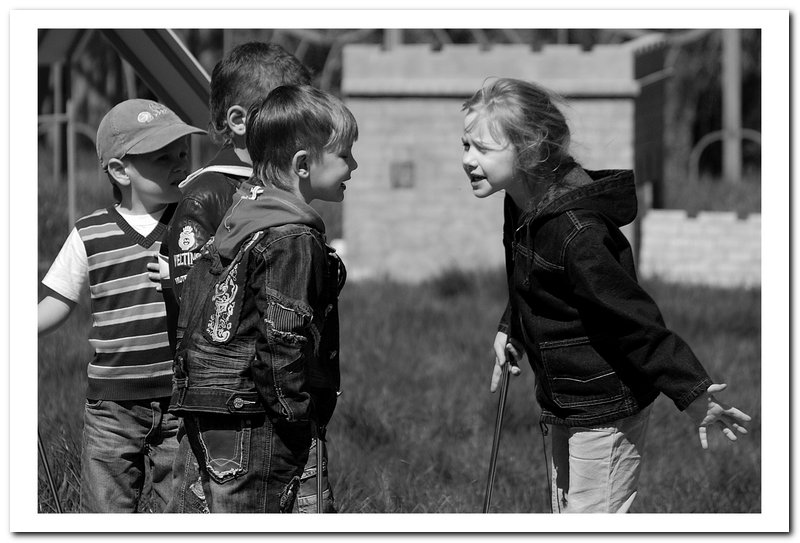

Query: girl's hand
(683, 383), (752, 449)
(490, 331), (523, 392)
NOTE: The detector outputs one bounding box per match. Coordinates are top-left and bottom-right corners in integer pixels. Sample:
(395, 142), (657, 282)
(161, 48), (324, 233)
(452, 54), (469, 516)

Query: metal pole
(37, 429), (62, 513)
(722, 28), (742, 183)
(66, 98), (77, 228)
(52, 62), (63, 188)
(483, 362), (511, 513)
(316, 432), (324, 513)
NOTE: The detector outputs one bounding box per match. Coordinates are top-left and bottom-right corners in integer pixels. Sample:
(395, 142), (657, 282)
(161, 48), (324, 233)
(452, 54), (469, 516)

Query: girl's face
(308, 144), (358, 202)
(461, 111), (517, 199)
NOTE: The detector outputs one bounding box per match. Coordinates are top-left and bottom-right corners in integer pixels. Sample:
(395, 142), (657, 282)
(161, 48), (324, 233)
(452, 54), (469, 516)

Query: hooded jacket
(169, 184), (345, 427)
(500, 165), (712, 427)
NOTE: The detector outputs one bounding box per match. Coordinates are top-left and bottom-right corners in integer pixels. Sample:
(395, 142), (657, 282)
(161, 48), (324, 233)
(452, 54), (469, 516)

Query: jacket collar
(214, 184), (325, 260)
(207, 145), (251, 169)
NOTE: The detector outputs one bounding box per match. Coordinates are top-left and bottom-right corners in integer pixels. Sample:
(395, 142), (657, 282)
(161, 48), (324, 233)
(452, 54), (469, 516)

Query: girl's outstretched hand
(490, 331), (523, 393)
(683, 383), (752, 449)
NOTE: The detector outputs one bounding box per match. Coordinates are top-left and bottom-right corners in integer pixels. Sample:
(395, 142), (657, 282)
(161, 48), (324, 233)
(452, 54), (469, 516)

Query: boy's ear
(106, 159), (130, 187)
(226, 105), (247, 137)
(292, 150), (310, 179)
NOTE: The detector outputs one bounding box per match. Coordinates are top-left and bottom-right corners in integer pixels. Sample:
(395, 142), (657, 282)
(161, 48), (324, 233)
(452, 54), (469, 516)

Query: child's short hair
(209, 42), (312, 146)
(246, 85), (358, 192)
(463, 78), (573, 185)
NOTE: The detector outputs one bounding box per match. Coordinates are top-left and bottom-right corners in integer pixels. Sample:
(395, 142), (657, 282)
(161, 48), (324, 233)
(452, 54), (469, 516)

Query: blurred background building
(37, 28), (762, 287)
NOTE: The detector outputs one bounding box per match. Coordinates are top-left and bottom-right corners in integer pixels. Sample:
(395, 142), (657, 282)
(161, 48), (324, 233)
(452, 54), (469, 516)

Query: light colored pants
(549, 405), (652, 513)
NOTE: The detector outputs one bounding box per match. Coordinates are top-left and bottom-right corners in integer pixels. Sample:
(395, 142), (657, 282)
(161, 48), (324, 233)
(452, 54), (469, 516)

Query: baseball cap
(96, 98), (206, 169)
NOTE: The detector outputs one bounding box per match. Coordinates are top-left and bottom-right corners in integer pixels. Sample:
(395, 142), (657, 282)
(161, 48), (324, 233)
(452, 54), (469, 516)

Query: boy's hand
(490, 331), (523, 392)
(147, 253), (170, 293)
(684, 383), (752, 449)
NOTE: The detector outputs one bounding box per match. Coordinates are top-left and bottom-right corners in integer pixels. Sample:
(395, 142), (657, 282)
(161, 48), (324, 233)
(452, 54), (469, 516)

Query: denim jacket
(500, 165), (712, 427)
(169, 185), (345, 427)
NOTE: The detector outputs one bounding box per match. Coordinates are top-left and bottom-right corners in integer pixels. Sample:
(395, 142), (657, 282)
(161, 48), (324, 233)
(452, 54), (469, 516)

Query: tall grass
(324, 272), (761, 514)
(38, 267), (761, 514)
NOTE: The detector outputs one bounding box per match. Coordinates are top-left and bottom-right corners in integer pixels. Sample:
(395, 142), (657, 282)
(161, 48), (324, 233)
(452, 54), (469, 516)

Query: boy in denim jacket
(158, 42), (337, 513)
(169, 85), (357, 512)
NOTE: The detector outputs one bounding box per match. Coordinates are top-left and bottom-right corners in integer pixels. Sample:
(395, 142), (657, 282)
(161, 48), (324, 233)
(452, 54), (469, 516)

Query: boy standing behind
(161, 41), (337, 513)
(169, 85), (357, 513)
(163, 42), (311, 303)
(38, 99), (206, 512)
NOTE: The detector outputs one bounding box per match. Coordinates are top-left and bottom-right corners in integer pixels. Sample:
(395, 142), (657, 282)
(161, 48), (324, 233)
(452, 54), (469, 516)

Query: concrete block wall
(639, 210), (761, 288)
(342, 43), (639, 97)
(343, 96), (506, 281)
(341, 43), (639, 282)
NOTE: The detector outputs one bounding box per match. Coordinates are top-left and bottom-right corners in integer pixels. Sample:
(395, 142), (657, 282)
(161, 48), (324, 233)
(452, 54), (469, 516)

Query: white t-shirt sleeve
(41, 227), (88, 303)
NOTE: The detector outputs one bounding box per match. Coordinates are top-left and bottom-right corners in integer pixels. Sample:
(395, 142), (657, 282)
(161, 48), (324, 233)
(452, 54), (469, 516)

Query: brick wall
(638, 210), (761, 288)
(341, 43), (639, 282)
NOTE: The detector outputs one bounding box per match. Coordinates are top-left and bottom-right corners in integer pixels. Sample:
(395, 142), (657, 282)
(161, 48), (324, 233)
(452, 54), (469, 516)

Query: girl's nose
(349, 155), (358, 171)
(462, 149), (476, 169)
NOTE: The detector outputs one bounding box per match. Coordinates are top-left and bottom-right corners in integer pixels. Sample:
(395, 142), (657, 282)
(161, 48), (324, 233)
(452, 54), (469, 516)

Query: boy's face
(123, 137), (190, 208)
(461, 111), (517, 199)
(307, 145), (358, 203)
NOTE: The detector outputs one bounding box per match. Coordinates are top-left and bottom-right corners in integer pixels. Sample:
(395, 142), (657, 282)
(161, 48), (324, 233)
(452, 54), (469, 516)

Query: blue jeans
(549, 404), (652, 513)
(168, 419), (336, 513)
(79, 398), (179, 513)
(182, 413), (311, 513)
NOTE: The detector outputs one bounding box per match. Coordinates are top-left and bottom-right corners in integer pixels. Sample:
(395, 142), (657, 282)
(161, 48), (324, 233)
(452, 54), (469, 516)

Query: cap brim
(126, 124), (207, 156)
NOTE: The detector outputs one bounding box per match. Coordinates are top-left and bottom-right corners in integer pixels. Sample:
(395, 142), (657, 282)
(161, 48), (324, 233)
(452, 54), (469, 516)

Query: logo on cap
(137, 103), (170, 124)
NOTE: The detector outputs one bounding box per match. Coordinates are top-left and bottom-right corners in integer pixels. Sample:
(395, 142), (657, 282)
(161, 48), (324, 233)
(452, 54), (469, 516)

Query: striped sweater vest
(76, 205), (176, 400)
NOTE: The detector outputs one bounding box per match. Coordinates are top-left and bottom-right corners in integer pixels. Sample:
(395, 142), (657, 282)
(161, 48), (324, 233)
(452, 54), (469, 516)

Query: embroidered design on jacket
(206, 265), (238, 342)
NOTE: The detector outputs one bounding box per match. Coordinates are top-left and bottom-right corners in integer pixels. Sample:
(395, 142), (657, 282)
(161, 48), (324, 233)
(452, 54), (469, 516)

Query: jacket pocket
(191, 415), (252, 484)
(189, 335), (256, 388)
(539, 337), (625, 409)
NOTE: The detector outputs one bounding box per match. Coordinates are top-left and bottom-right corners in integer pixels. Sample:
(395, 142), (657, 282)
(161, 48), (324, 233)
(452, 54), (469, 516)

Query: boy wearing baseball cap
(38, 98), (205, 512)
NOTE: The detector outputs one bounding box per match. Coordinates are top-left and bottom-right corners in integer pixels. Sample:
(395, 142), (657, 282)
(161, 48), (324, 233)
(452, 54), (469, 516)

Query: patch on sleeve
(178, 225), (198, 251)
(264, 301), (307, 333)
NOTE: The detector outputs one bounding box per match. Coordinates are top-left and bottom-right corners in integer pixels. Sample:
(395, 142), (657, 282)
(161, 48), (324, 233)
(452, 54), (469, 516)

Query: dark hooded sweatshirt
(499, 165), (712, 427)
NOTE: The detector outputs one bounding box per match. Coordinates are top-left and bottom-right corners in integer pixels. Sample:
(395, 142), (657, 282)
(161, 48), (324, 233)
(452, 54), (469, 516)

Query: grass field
(37, 149), (761, 515)
(37, 267), (761, 514)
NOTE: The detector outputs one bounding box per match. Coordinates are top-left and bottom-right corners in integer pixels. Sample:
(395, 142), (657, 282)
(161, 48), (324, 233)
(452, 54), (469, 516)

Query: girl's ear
(226, 105), (247, 137)
(107, 159), (130, 187)
(292, 150), (310, 179)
